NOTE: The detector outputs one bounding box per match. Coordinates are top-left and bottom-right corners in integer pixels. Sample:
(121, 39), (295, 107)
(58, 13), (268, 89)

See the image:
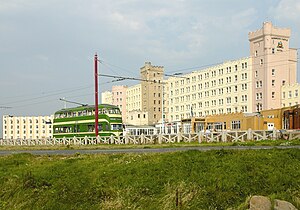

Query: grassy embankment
(0, 148), (299, 209)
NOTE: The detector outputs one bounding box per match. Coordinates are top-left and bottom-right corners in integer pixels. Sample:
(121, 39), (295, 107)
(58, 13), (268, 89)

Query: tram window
(98, 124), (103, 131)
(111, 124), (122, 130)
(88, 125), (95, 132)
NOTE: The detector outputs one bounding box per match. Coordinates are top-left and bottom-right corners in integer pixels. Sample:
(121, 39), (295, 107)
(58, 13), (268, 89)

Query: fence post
(272, 129), (277, 140)
(247, 128), (252, 141)
(109, 135), (113, 144)
(177, 133), (182, 143)
(141, 133), (144, 144)
(198, 133), (202, 144)
(262, 131), (267, 140)
(72, 136), (76, 145)
(158, 134), (162, 144)
(222, 131), (226, 142)
(289, 131), (292, 140)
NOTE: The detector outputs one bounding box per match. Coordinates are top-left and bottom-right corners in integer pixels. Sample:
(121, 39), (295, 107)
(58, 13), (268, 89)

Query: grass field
(0, 148), (299, 209)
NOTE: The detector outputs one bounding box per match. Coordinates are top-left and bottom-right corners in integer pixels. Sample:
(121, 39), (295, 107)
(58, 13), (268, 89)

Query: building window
(272, 80), (275, 87)
(255, 71), (258, 78)
(231, 120), (241, 130)
(272, 69), (275, 76)
(282, 80), (286, 86)
(282, 92), (286, 99)
(260, 59), (263, 65)
(272, 48), (275, 54)
(255, 51), (258, 57)
(226, 97), (231, 104)
(272, 92), (275, 99)
(295, 90), (298, 97)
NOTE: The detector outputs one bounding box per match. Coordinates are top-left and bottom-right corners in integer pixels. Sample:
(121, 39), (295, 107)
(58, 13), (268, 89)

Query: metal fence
(1, 129), (299, 146)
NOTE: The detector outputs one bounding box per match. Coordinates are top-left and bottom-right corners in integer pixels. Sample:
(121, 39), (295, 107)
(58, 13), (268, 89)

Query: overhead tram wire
(98, 73), (166, 84)
(100, 59), (140, 78)
(0, 106), (12, 109)
(2, 85), (93, 106)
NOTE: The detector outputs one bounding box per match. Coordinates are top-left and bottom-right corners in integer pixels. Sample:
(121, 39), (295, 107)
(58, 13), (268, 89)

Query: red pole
(94, 53), (99, 137)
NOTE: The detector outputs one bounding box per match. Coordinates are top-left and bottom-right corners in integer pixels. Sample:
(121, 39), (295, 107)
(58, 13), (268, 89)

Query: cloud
(109, 12), (143, 31)
(231, 8), (258, 28)
(270, 0), (300, 21)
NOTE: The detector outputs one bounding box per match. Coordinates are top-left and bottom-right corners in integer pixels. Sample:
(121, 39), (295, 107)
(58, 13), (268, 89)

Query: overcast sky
(0, 0), (300, 135)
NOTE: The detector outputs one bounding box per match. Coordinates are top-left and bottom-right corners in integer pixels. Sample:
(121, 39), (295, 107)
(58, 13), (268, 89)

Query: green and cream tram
(53, 104), (123, 138)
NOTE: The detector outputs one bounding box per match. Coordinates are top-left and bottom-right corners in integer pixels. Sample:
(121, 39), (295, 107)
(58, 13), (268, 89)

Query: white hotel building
(2, 115), (53, 139)
(166, 57), (252, 122)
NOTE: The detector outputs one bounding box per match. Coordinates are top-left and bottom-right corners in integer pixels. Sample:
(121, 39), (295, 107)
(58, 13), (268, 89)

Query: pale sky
(1, 0), (300, 135)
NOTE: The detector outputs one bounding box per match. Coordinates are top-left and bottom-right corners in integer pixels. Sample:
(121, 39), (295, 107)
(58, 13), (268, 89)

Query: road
(0, 145), (299, 156)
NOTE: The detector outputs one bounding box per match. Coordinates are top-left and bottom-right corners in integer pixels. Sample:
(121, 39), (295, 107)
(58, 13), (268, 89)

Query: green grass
(0, 149), (299, 209)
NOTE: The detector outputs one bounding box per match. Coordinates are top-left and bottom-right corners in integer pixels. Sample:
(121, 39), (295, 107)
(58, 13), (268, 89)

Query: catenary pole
(94, 53), (99, 137)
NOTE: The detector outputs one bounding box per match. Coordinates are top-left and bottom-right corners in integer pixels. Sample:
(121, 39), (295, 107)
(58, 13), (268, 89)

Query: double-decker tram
(53, 104), (123, 138)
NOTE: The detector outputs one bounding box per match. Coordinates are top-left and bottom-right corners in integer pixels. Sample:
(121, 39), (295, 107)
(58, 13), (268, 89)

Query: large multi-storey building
(103, 62), (164, 126)
(126, 84), (146, 125)
(281, 84), (300, 107)
(2, 115), (53, 139)
(125, 62), (164, 126)
(101, 85), (127, 122)
(101, 91), (113, 104)
(166, 57), (252, 122)
(249, 22), (297, 111)
(140, 62), (164, 125)
(101, 22), (298, 127)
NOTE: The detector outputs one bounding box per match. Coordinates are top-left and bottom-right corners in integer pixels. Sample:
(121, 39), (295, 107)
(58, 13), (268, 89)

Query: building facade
(101, 85), (128, 122)
(126, 84), (147, 125)
(100, 22), (298, 129)
(101, 91), (113, 105)
(2, 115), (53, 139)
(281, 84), (300, 107)
(140, 62), (164, 125)
(125, 62), (165, 126)
(166, 57), (252, 122)
(248, 21), (297, 111)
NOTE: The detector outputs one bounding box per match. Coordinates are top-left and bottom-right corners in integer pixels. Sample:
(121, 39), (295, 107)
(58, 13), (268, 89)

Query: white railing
(0, 129), (299, 146)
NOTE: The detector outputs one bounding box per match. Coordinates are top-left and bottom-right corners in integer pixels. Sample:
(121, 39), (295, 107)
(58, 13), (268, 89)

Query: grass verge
(0, 148), (299, 209)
